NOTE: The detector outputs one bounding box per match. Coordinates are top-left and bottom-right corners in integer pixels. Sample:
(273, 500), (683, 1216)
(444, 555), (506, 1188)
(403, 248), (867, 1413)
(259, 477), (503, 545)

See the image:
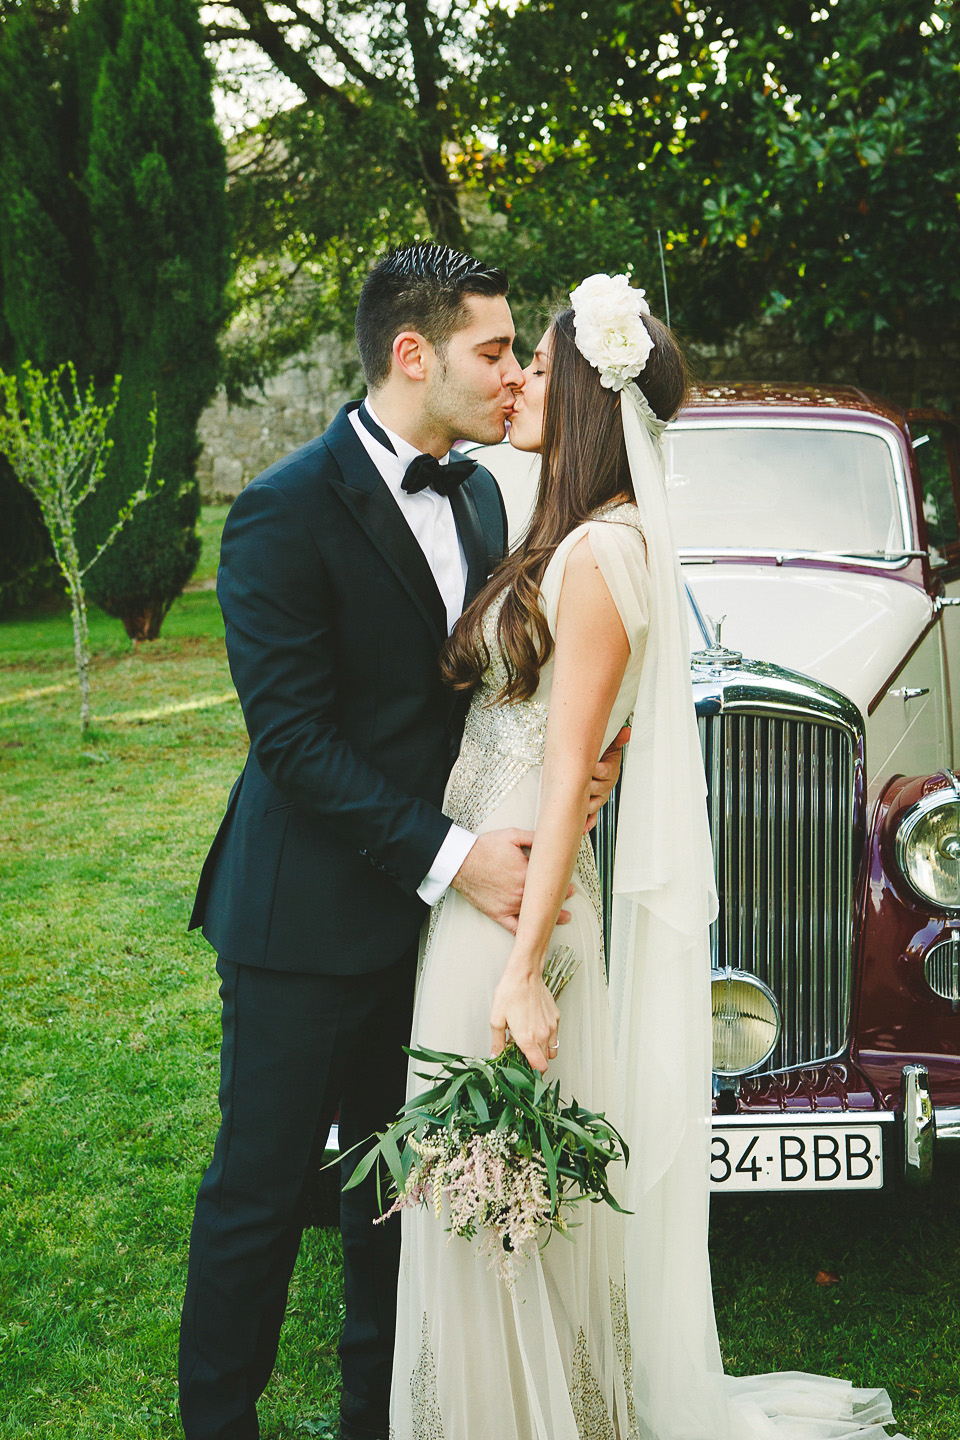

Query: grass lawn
(1, 505), (957, 1437)
(0, 513), (341, 1439)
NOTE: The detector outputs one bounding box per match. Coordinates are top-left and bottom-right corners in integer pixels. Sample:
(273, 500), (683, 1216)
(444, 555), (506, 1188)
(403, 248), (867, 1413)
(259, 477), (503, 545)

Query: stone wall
(197, 321), (959, 503)
(197, 339), (357, 502)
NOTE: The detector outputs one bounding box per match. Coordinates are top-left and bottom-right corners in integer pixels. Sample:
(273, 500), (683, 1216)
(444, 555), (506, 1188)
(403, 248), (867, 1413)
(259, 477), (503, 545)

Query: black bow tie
(401, 452), (477, 497)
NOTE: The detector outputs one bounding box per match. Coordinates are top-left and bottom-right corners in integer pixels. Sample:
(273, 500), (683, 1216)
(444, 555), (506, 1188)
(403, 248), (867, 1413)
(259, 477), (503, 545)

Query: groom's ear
(392, 330), (432, 382)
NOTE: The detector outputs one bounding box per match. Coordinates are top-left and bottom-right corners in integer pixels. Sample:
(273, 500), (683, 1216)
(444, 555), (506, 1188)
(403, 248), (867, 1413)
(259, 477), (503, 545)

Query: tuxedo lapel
(325, 406), (448, 647)
(449, 479), (490, 605)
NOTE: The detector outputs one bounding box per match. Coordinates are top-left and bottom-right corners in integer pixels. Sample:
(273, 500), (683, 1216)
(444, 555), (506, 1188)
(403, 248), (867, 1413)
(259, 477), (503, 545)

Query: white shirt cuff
(417, 825), (477, 905)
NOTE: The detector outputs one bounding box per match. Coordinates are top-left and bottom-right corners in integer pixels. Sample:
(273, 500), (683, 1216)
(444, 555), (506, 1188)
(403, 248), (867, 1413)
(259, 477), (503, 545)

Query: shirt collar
(364, 399), (451, 470)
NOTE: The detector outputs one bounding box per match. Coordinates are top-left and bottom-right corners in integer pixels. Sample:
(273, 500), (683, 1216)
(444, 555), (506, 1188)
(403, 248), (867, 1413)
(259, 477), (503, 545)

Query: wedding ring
(549, 1042), (559, 1055)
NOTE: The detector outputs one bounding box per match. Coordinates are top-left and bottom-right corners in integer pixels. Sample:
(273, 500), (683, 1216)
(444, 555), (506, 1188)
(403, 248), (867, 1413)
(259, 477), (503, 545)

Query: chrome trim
(669, 415), (914, 559)
(596, 787), (617, 961)
(713, 1112), (896, 1128)
(710, 724), (722, 969)
(684, 582), (713, 647)
(691, 658), (865, 734)
(691, 614), (743, 671)
(596, 656), (866, 1077)
(680, 548), (918, 572)
(901, 1065), (935, 1187)
(894, 776), (960, 911)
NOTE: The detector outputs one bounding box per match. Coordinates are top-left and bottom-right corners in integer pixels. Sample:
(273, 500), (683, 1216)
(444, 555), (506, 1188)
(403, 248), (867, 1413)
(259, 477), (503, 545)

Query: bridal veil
(608, 382), (907, 1440)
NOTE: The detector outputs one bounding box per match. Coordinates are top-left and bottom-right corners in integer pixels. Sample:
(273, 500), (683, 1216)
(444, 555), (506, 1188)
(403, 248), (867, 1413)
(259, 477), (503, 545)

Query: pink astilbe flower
(355, 946), (628, 1289)
(382, 1126), (557, 1285)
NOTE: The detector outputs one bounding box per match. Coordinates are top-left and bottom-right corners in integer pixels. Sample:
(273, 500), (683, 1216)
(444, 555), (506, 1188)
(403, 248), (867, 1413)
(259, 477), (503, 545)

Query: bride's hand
(490, 965), (560, 1074)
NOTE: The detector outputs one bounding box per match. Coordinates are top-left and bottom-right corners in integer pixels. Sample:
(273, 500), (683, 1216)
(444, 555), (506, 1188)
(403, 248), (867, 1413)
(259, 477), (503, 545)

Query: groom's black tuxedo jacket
(189, 403), (506, 975)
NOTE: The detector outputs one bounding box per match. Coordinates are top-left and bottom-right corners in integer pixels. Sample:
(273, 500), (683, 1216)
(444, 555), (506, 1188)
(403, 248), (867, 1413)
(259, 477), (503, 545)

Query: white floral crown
(569, 273), (654, 392)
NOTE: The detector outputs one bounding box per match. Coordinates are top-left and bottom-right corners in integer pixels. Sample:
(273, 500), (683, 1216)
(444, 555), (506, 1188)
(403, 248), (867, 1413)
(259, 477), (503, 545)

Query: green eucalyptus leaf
(339, 1142), (383, 1194)
(466, 1081), (490, 1123)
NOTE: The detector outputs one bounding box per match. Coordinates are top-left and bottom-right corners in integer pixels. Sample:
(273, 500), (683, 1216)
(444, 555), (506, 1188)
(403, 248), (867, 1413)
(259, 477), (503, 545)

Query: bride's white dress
(390, 504), (906, 1440)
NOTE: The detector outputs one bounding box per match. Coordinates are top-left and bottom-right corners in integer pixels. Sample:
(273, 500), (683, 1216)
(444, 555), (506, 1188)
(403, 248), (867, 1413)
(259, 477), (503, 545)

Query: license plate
(710, 1124), (884, 1191)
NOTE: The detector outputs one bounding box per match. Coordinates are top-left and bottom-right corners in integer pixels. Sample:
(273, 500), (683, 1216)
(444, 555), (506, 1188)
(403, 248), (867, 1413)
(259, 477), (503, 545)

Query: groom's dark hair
(356, 243), (508, 389)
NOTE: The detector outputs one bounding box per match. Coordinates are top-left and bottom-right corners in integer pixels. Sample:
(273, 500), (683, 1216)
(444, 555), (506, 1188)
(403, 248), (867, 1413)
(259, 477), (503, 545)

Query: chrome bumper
(712, 1064), (941, 1187)
(901, 1064), (935, 1186)
(933, 1106), (960, 1146)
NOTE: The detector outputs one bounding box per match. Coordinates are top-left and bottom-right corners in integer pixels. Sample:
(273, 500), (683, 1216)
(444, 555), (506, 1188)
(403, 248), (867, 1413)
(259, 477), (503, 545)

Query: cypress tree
(81, 0), (230, 639)
(0, 8), (82, 374)
(0, 0), (229, 636)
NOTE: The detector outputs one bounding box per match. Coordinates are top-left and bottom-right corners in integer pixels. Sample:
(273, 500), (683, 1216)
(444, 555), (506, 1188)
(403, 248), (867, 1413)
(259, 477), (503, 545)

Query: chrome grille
(699, 712), (856, 1071)
(924, 934), (960, 1007)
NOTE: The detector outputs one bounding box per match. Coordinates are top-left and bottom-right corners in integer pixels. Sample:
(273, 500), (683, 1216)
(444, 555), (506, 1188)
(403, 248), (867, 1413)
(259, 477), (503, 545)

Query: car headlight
(711, 968), (781, 1076)
(895, 794), (960, 910)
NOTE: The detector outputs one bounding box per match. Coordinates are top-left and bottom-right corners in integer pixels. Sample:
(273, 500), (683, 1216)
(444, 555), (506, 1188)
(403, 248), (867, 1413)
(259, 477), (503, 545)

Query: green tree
(203, 0), (486, 391)
(480, 0), (959, 346)
(0, 3), (86, 611)
(205, 0), (957, 378)
(704, 0), (959, 345)
(0, 0), (230, 637)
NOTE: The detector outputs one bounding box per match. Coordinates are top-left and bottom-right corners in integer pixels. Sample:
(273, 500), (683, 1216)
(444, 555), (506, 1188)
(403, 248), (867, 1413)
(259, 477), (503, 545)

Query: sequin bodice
(442, 591), (549, 834)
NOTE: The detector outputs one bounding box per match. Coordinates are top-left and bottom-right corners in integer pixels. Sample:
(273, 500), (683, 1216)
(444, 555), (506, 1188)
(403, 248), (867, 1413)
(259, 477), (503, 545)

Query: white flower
(570, 273), (654, 390)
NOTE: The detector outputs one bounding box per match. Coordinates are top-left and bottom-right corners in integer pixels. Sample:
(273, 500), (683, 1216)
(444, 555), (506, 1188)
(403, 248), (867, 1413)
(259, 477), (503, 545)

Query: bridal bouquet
(343, 947), (629, 1286)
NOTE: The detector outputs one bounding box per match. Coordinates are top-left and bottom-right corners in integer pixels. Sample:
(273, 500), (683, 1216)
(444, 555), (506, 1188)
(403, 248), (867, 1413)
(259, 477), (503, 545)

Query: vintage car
(469, 383), (960, 1195)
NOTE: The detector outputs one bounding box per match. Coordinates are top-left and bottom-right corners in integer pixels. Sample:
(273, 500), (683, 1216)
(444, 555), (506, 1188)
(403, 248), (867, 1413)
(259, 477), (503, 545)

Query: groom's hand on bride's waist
(584, 724), (631, 833)
(450, 829), (573, 935)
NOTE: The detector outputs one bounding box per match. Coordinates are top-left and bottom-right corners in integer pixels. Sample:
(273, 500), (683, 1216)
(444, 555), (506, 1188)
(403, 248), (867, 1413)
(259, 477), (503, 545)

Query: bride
(390, 275), (907, 1440)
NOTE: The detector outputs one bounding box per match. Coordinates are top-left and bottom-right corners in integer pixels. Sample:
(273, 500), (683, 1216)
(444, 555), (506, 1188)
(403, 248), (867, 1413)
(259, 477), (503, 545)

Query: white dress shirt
(348, 401), (476, 903)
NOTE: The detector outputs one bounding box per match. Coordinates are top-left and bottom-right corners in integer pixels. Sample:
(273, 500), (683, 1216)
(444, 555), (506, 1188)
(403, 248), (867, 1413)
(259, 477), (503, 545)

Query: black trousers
(178, 948), (416, 1440)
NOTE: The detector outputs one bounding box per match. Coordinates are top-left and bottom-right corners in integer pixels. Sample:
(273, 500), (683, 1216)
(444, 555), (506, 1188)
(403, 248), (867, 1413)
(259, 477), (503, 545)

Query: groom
(179, 243), (620, 1440)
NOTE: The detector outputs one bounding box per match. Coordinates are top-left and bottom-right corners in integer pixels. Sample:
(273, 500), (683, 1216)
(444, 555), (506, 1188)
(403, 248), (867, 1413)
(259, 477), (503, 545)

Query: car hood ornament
(691, 613), (744, 670)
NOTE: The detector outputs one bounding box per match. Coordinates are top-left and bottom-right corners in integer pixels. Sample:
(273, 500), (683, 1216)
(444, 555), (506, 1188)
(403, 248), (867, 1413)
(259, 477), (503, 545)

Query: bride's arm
(490, 534), (630, 1073)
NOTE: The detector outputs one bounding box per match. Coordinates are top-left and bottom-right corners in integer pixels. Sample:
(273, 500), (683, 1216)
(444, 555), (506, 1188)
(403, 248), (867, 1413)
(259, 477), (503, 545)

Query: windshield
(665, 424), (907, 556)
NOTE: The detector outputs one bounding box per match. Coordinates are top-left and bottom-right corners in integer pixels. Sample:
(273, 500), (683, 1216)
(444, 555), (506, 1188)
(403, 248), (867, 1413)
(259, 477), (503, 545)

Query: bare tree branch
(279, 1), (389, 95)
(208, 1), (360, 116)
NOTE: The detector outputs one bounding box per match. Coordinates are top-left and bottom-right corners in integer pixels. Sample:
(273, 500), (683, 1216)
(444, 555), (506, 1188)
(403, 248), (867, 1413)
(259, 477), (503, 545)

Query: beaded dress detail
(442, 590), (549, 835)
(392, 509), (650, 1440)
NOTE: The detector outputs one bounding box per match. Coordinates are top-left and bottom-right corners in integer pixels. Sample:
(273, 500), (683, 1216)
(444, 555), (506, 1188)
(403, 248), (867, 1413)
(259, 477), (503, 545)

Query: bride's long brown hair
(441, 305), (688, 703)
